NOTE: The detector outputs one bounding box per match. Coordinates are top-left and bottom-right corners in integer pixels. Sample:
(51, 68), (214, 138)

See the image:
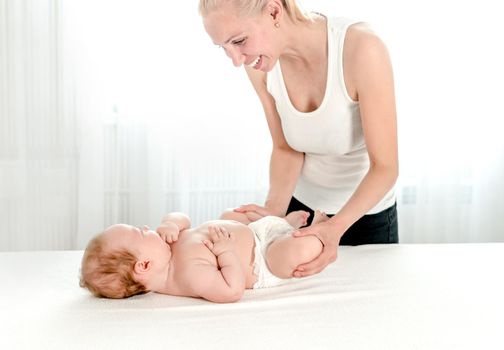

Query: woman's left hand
(291, 221), (344, 277)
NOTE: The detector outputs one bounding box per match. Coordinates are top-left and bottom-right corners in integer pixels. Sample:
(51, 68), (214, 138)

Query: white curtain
(1, 0), (503, 251)
(0, 0), (79, 250)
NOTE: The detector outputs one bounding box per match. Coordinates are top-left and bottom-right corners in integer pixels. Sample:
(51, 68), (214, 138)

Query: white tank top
(266, 17), (396, 214)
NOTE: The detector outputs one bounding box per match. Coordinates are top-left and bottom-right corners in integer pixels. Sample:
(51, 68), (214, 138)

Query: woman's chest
(281, 63), (328, 113)
(279, 101), (363, 155)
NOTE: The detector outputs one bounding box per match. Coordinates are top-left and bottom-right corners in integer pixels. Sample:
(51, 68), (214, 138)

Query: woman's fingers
(234, 203), (259, 212)
(235, 203), (274, 217)
(293, 249), (335, 277)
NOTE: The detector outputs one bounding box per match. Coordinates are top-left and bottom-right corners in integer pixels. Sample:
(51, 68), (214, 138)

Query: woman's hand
(291, 221), (344, 277)
(233, 204), (280, 222)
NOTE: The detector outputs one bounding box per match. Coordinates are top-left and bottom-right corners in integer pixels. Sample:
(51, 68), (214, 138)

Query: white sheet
(1, 244), (503, 349)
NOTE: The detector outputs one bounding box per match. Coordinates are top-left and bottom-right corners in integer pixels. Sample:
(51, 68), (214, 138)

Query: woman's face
(202, 6), (280, 72)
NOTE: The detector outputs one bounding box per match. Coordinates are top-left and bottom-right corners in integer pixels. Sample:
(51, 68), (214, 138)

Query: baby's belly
(181, 220), (258, 288)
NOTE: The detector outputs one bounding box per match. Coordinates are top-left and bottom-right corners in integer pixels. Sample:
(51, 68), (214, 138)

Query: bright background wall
(0, 0), (503, 251)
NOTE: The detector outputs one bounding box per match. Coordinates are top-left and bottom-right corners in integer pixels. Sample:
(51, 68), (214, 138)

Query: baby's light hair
(80, 233), (147, 299)
(199, 0), (312, 23)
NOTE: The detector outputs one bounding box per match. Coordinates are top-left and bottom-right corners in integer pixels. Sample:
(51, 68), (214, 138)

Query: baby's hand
(203, 226), (235, 256)
(156, 222), (180, 244)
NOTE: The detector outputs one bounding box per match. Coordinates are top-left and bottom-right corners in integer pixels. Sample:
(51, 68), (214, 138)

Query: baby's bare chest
(172, 233), (215, 265)
(172, 221), (256, 266)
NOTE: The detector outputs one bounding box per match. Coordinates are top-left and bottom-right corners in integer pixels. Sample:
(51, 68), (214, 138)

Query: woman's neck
(280, 14), (327, 67)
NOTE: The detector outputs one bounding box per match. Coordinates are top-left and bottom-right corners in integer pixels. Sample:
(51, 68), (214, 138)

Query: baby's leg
(265, 234), (323, 279)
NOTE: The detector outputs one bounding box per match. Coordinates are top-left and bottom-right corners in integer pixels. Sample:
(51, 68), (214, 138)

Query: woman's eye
(233, 38), (246, 46)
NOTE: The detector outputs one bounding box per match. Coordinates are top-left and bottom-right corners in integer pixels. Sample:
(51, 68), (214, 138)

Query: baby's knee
(289, 236), (323, 264)
(266, 236), (322, 278)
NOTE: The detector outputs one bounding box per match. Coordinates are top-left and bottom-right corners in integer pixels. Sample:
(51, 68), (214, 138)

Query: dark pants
(286, 197), (399, 246)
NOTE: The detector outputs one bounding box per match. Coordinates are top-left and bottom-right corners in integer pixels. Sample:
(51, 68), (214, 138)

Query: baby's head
(80, 224), (172, 298)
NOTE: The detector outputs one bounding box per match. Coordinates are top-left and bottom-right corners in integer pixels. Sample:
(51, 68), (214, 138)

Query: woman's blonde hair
(199, 0), (312, 23)
(79, 234), (147, 299)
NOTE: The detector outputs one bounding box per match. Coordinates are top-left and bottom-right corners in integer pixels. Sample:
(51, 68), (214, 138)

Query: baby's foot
(312, 210), (330, 225)
(285, 210), (310, 229)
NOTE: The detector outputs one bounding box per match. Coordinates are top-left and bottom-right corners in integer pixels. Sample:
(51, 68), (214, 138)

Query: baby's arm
(189, 226), (245, 303)
(156, 212), (191, 243)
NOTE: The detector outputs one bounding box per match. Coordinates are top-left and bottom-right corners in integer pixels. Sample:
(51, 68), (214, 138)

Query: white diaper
(249, 216), (295, 289)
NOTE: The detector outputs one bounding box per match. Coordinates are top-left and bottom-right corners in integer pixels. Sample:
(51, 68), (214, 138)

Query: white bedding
(1, 243), (503, 349)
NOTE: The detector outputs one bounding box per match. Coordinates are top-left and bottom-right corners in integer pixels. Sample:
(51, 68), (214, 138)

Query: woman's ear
(266, 0), (283, 23)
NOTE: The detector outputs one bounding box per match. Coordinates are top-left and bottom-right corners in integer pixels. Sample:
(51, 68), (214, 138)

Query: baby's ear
(134, 260), (151, 274)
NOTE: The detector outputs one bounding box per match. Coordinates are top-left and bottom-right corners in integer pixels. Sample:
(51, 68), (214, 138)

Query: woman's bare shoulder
(345, 22), (389, 60)
(343, 22), (392, 99)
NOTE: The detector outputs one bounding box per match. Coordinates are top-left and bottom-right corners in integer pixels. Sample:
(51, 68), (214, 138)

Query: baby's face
(103, 224), (172, 268)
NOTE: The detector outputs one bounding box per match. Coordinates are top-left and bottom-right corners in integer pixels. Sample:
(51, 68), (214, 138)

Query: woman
(199, 0), (398, 278)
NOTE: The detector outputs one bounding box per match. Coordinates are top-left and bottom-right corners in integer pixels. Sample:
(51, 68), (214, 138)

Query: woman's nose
(224, 46), (246, 67)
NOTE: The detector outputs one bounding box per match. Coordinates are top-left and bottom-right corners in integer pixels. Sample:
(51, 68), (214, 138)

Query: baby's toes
(302, 211), (310, 224)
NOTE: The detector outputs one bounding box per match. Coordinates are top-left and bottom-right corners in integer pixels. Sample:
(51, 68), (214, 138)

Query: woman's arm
(294, 24), (398, 276)
(333, 23), (399, 231)
(235, 66), (304, 218)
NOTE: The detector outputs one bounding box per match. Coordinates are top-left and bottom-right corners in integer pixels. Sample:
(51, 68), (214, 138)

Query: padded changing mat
(1, 243), (503, 349)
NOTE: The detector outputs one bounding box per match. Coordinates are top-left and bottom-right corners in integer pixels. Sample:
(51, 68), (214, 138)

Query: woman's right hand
(233, 204), (280, 222)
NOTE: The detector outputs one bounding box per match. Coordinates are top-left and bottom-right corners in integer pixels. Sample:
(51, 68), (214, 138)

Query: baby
(80, 210), (329, 303)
